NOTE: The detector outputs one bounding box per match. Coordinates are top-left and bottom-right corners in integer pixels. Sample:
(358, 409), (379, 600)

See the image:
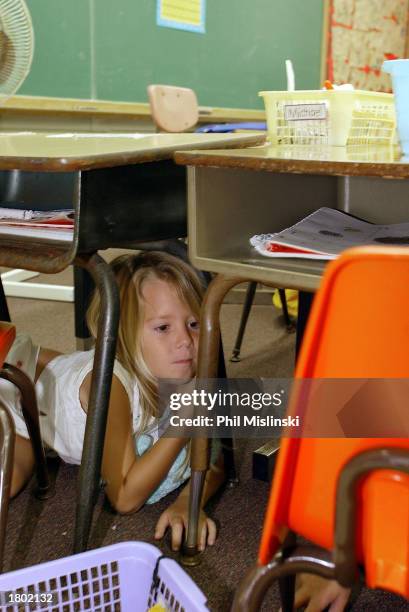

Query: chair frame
(232, 447), (409, 611)
(0, 362), (50, 499)
(0, 358), (52, 571)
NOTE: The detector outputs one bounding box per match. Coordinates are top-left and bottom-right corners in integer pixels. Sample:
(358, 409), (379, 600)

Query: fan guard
(0, 0), (34, 101)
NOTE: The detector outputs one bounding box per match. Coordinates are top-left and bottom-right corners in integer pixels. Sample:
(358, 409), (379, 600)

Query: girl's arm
(154, 450), (226, 551)
(81, 373), (188, 514)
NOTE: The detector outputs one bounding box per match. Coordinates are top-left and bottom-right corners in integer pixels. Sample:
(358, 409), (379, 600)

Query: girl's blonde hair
(86, 251), (204, 436)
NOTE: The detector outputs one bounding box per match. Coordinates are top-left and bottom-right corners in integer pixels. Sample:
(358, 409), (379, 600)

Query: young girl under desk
(3, 251), (224, 552)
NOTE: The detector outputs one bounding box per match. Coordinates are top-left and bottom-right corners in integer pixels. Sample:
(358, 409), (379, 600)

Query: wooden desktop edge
(1, 95), (266, 124)
(174, 148), (409, 179)
(0, 134), (266, 172)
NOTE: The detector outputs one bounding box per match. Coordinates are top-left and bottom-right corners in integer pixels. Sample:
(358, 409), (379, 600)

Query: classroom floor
(3, 268), (409, 611)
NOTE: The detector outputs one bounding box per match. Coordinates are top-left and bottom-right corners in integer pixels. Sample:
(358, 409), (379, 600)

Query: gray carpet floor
(3, 267), (409, 611)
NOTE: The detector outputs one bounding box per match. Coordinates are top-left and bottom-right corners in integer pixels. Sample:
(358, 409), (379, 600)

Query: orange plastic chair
(233, 246), (409, 611)
(147, 84), (199, 133)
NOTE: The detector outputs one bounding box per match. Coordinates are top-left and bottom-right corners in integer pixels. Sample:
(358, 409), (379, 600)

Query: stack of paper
(250, 207), (409, 260)
(0, 208), (74, 242)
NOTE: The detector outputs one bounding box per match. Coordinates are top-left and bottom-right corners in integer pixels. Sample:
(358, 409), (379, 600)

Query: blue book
(196, 122), (266, 133)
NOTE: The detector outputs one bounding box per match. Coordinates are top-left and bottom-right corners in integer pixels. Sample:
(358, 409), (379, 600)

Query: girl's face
(141, 278), (199, 380)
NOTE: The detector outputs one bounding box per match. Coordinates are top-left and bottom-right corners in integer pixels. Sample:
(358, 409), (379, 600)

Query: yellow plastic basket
(259, 89), (396, 146)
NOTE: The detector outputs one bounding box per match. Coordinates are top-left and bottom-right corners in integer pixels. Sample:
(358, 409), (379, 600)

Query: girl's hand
(154, 499), (217, 552)
(292, 574), (351, 612)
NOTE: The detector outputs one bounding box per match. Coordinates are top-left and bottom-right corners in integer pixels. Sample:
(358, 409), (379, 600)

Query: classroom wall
(21, 0), (324, 108)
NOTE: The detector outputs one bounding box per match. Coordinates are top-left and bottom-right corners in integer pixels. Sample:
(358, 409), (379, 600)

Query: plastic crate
(0, 542), (208, 611)
(259, 89), (396, 146)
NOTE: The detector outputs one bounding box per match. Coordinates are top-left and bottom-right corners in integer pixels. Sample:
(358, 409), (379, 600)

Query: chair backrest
(147, 84), (199, 132)
(259, 246), (409, 597)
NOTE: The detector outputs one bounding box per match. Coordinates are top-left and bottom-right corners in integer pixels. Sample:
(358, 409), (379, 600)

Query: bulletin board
(321, 0), (409, 91)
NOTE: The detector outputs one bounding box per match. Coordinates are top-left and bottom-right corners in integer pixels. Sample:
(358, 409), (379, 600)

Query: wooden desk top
(175, 143), (409, 179)
(0, 131), (265, 172)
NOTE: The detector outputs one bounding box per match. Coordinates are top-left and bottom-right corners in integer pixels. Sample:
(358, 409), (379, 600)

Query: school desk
(0, 130), (264, 554)
(175, 143), (409, 559)
(0, 96), (265, 303)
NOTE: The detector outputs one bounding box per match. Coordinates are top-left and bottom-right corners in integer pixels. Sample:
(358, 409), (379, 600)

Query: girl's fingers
(293, 585), (309, 609)
(156, 513), (217, 552)
(154, 513), (170, 539)
(305, 601), (322, 612)
(305, 584), (350, 612)
(206, 518), (217, 546)
(170, 517), (184, 551)
(329, 591), (351, 612)
(199, 522), (207, 551)
(198, 518), (217, 551)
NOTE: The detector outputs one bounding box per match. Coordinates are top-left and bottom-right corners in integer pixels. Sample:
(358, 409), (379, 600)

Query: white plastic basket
(259, 89), (396, 146)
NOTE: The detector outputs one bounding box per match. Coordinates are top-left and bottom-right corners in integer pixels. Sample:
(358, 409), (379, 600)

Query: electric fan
(0, 0), (34, 102)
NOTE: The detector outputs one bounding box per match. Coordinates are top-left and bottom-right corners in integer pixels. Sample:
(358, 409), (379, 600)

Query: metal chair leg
(0, 403), (14, 572)
(231, 546), (336, 611)
(230, 281), (257, 362)
(221, 436), (239, 487)
(74, 253), (120, 554)
(295, 291), (314, 358)
(278, 574), (296, 612)
(277, 288), (295, 332)
(231, 284), (295, 362)
(0, 363), (51, 500)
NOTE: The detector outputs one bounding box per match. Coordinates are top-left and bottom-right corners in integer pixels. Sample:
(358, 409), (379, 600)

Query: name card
(284, 103), (327, 121)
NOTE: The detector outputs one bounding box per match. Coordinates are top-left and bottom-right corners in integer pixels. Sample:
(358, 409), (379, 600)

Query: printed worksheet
(250, 207), (409, 260)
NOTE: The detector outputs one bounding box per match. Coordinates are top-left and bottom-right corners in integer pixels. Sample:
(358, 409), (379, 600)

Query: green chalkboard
(21, 0), (324, 109)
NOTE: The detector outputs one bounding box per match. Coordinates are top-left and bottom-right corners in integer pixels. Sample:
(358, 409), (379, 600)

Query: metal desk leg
(0, 404), (14, 572)
(73, 253), (119, 554)
(253, 291), (313, 482)
(74, 266), (95, 351)
(182, 275), (247, 565)
(295, 291), (314, 358)
(230, 281), (257, 362)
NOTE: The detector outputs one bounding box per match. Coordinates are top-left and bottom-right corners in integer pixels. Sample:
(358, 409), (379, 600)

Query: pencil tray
(259, 89), (396, 146)
(0, 541), (208, 611)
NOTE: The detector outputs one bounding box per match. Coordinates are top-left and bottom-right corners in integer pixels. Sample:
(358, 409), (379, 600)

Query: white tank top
(35, 349), (144, 464)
